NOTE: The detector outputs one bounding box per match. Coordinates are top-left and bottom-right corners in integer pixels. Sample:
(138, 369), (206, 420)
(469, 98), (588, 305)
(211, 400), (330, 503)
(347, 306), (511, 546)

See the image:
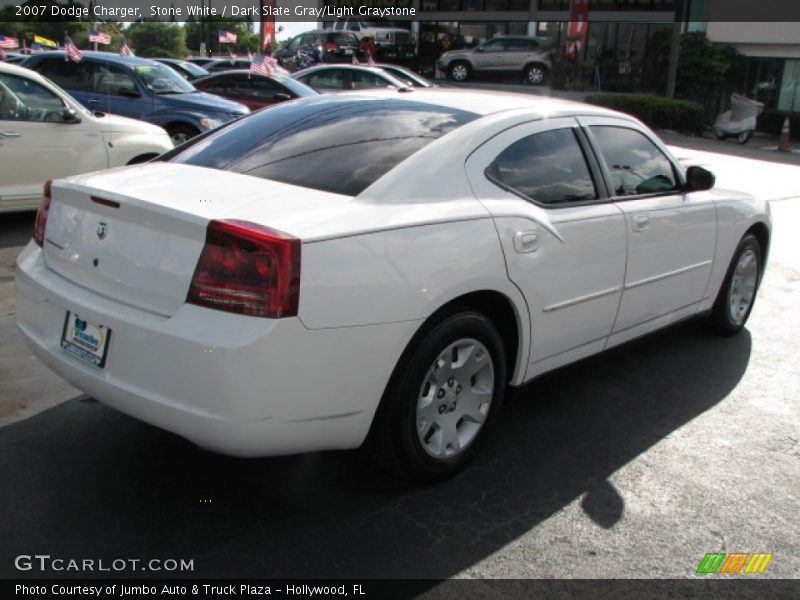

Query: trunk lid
(42, 163), (351, 316)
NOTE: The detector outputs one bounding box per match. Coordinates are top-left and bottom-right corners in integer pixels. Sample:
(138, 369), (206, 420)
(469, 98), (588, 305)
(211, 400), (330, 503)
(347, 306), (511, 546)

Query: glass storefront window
(778, 60), (800, 112)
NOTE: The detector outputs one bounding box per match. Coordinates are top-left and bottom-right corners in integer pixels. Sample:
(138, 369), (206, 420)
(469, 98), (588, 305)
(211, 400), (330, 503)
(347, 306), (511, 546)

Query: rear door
(581, 117), (717, 344)
(466, 117), (627, 378)
(31, 57), (94, 108)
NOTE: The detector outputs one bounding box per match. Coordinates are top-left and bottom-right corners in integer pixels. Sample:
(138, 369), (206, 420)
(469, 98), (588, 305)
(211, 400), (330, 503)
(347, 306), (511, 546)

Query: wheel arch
(746, 221), (770, 278)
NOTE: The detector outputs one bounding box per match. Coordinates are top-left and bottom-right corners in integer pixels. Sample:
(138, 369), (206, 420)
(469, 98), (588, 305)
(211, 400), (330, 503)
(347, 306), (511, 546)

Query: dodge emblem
(96, 222), (108, 240)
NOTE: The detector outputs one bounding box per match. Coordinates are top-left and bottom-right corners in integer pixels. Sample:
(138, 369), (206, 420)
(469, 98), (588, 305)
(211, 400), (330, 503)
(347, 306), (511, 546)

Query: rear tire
(368, 310), (506, 483)
(707, 234), (762, 335)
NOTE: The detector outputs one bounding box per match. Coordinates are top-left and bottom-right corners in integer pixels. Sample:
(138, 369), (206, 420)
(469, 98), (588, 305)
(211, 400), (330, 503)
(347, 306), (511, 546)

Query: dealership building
(320, 0), (800, 108)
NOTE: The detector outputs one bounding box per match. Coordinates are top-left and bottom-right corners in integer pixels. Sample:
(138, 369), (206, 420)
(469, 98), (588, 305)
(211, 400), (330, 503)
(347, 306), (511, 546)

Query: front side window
(351, 71), (394, 89)
(481, 39), (507, 52)
(94, 63), (138, 96)
(590, 126), (679, 196)
(0, 73), (67, 122)
(486, 128), (598, 205)
(167, 97), (477, 196)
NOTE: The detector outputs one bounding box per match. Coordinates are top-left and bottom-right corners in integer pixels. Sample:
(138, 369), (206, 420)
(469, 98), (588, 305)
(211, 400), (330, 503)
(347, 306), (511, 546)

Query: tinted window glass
(486, 128), (597, 205)
(35, 58), (93, 92)
(94, 63), (137, 96)
(507, 39), (534, 52)
(351, 70), (394, 89)
(0, 74), (65, 121)
(307, 70), (347, 90)
(590, 126), (678, 196)
(169, 97), (478, 196)
(481, 39), (507, 52)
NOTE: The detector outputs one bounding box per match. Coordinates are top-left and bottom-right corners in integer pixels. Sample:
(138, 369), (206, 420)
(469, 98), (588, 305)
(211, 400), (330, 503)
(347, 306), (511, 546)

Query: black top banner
(1, 0), (800, 22)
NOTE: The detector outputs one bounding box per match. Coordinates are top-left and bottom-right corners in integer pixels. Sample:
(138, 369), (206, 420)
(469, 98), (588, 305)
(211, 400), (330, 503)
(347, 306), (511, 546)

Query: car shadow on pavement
(0, 320), (751, 579)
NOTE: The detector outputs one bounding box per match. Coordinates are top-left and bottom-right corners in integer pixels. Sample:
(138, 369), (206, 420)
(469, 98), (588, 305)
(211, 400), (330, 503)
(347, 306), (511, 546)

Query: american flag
(352, 55), (360, 65)
(0, 34), (19, 49)
(250, 54), (273, 77)
(64, 33), (83, 63)
(219, 31), (237, 44)
(89, 29), (111, 45)
(119, 37), (133, 56)
(228, 48), (238, 65)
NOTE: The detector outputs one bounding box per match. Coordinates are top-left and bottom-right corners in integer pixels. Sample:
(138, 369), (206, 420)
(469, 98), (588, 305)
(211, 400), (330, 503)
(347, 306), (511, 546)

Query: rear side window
(34, 58), (93, 92)
(486, 128), (597, 205)
(168, 97), (478, 196)
(590, 126), (679, 196)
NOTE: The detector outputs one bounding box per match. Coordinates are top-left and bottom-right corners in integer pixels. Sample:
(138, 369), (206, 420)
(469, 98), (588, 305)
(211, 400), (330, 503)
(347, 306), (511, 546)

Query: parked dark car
(292, 64), (410, 93)
(186, 57), (214, 67)
(153, 58), (210, 81)
(193, 70), (317, 110)
(21, 51), (249, 144)
(274, 30), (360, 70)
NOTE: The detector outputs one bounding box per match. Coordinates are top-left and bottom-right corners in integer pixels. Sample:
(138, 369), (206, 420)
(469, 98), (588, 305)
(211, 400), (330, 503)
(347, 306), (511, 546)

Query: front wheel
(167, 124), (199, 146)
(525, 64), (548, 86)
(368, 311), (507, 482)
(707, 234), (762, 335)
(448, 61), (471, 82)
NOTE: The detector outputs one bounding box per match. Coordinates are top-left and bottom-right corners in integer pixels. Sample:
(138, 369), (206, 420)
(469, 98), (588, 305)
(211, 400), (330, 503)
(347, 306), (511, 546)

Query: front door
(0, 71), (106, 210)
(580, 117), (717, 344)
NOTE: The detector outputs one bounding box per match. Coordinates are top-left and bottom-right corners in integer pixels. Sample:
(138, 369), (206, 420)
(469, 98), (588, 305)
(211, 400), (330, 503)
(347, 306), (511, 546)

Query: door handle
(633, 214), (650, 232)
(86, 98), (100, 104)
(0, 131), (21, 138)
(513, 231), (539, 254)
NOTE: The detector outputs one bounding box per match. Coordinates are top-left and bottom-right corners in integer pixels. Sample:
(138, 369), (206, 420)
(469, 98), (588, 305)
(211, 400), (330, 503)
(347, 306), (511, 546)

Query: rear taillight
(187, 220), (301, 318)
(33, 180), (52, 247)
(325, 42), (336, 51)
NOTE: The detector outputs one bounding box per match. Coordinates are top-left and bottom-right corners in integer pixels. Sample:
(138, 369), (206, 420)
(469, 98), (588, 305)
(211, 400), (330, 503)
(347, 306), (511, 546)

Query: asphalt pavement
(0, 138), (798, 586)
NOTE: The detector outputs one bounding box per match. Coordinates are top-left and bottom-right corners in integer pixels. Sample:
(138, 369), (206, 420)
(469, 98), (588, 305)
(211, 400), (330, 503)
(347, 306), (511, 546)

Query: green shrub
(757, 110), (800, 141)
(584, 94), (706, 135)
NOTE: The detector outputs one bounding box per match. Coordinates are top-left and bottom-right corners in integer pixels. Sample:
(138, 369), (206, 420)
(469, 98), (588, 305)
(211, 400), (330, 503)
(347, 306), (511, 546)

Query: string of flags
(0, 30), (135, 60)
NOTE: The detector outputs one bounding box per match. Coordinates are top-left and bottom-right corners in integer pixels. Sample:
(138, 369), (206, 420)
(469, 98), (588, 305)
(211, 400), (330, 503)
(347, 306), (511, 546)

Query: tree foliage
(126, 21), (188, 58)
(675, 31), (741, 113)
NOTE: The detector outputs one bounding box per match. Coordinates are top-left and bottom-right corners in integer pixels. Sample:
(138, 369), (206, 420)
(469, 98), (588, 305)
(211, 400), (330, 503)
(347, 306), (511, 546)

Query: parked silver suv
(437, 36), (550, 85)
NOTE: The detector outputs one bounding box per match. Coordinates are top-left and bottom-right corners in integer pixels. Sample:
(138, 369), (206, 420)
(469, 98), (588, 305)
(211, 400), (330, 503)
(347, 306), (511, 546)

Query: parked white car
(0, 62), (172, 213)
(15, 90), (770, 482)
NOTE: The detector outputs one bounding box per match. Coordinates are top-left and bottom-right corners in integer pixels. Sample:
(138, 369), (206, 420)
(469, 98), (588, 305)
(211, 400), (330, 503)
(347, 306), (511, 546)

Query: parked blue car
(22, 51), (249, 144)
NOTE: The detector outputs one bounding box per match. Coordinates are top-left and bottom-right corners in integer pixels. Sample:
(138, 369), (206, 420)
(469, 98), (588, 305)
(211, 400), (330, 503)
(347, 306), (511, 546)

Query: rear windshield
(168, 97), (478, 196)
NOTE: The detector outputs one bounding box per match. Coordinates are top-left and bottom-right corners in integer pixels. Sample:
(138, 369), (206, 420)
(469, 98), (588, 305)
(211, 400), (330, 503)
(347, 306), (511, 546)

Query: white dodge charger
(15, 90), (771, 481)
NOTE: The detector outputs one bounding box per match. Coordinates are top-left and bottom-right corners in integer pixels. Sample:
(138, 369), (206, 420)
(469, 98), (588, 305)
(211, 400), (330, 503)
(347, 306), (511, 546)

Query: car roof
(332, 88), (633, 121)
(25, 50), (161, 67)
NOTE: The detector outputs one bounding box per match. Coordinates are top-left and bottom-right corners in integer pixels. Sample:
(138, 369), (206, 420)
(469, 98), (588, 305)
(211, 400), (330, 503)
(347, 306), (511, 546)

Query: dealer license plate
(60, 312), (112, 369)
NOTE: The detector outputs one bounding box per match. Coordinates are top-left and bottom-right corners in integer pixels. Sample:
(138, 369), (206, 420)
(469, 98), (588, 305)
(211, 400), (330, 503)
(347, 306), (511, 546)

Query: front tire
(707, 234), (762, 335)
(525, 63), (548, 86)
(368, 310), (506, 483)
(167, 124), (200, 146)
(448, 61), (471, 82)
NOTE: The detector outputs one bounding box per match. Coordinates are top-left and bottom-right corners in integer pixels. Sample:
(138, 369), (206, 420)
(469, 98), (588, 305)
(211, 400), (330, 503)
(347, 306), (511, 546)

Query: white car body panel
(0, 62), (172, 213)
(14, 89), (772, 457)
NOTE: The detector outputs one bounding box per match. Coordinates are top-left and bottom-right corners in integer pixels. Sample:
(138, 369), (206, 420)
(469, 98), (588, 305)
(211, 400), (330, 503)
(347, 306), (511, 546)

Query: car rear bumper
(15, 243), (419, 457)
